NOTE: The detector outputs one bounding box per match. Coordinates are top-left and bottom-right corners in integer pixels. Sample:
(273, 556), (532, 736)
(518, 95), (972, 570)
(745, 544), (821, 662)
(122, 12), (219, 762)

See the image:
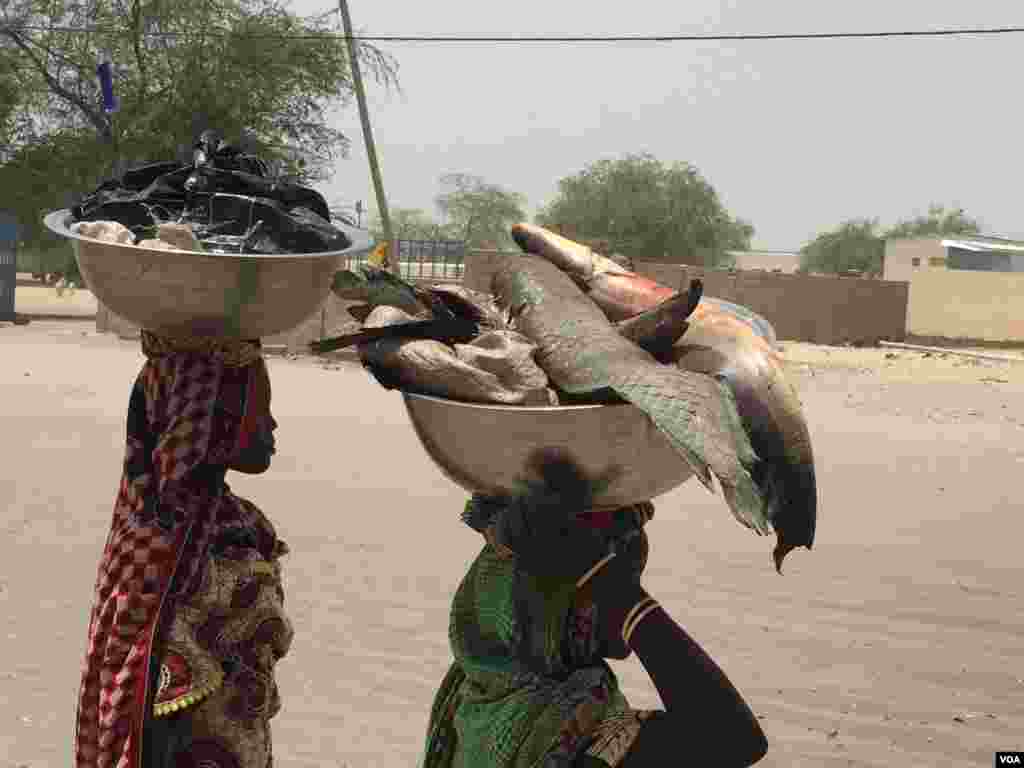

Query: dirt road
(13, 282), (97, 319)
(2, 321), (1021, 767)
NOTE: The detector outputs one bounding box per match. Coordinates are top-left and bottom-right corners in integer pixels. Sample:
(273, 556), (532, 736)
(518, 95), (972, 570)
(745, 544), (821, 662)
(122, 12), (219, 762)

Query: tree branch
(129, 0), (147, 96)
(2, 28), (111, 140)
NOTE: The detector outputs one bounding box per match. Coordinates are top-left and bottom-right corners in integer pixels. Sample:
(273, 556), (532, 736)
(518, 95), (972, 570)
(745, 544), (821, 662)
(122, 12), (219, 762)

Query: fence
(342, 238), (465, 282)
(0, 211), (17, 321)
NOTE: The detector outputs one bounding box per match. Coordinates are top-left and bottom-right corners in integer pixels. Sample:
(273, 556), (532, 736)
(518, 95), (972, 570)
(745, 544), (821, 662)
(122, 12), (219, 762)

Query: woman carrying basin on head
(421, 449), (768, 768)
(74, 331), (292, 768)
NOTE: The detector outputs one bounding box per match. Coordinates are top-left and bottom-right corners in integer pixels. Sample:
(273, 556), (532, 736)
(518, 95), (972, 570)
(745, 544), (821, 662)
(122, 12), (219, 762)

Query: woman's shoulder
(217, 489), (289, 559)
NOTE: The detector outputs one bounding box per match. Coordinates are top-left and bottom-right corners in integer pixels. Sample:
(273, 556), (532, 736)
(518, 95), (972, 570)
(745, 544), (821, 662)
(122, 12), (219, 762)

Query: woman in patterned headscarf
(75, 331), (293, 768)
(421, 449), (768, 768)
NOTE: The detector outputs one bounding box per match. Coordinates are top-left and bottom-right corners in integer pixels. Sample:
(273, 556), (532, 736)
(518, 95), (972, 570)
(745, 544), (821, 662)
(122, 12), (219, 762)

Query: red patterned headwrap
(74, 332), (269, 768)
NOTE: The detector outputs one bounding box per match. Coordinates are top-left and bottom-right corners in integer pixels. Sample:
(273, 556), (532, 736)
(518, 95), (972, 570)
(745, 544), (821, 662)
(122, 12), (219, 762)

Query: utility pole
(337, 0), (395, 271)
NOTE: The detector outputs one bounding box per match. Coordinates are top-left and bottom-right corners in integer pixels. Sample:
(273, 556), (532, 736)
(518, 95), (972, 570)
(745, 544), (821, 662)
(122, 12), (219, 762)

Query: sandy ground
(13, 282), (98, 318)
(2, 320), (1022, 768)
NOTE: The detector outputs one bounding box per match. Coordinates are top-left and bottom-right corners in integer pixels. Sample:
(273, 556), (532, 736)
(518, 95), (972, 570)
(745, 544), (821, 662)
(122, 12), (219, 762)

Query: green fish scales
(493, 257), (772, 536)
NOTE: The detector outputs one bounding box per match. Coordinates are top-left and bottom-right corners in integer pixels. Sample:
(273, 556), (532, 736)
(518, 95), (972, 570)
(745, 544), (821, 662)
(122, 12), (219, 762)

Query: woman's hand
(582, 527), (651, 659)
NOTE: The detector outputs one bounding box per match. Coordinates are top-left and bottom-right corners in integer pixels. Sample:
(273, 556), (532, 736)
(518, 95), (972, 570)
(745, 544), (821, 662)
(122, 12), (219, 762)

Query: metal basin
(43, 209), (374, 339)
(402, 392), (694, 506)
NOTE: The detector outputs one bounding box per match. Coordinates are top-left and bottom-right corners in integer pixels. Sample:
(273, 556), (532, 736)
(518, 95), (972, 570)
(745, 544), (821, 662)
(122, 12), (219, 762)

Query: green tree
(800, 205), (983, 277)
(371, 207), (453, 241)
(0, 46), (21, 161)
(884, 204), (980, 239)
(0, 0), (398, 258)
(799, 219), (885, 276)
(535, 153), (753, 267)
(435, 173), (527, 249)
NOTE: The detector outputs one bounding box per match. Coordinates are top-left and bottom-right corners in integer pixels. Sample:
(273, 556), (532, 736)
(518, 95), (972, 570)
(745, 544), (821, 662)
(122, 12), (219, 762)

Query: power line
(3, 24), (1024, 43)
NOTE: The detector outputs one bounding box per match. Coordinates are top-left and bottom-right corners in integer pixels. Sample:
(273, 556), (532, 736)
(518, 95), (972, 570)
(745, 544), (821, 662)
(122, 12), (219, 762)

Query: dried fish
(492, 256), (772, 548)
(357, 307), (555, 406)
(510, 222), (816, 571)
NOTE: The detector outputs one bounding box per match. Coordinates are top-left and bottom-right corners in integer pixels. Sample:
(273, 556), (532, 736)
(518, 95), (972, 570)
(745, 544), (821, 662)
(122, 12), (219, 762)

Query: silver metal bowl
(43, 209), (374, 339)
(402, 392), (695, 506)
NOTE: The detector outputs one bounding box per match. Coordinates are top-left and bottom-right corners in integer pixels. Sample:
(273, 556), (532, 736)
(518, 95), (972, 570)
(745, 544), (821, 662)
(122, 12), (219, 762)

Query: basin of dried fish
(316, 224), (818, 570)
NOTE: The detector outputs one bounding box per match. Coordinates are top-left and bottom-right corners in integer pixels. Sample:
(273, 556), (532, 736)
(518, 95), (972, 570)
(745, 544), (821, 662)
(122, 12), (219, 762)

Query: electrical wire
(3, 24), (1024, 43)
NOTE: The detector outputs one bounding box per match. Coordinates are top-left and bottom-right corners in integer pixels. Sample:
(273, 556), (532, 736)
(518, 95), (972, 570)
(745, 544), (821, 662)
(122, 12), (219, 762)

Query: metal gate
(341, 238), (466, 282)
(0, 211), (17, 321)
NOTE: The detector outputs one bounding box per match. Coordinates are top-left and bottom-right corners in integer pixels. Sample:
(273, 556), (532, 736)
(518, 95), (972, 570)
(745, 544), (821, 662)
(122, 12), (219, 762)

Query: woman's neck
(189, 463), (229, 492)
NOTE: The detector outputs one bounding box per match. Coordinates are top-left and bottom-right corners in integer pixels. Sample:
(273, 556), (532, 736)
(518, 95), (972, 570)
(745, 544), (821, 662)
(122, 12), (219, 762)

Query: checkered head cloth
(74, 338), (266, 768)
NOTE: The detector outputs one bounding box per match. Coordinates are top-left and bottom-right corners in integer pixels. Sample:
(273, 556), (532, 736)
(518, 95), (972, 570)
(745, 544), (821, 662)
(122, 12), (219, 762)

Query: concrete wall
(881, 238), (1024, 342)
(638, 265), (908, 345)
(730, 251), (801, 273)
(95, 250), (911, 348)
(883, 238), (947, 282)
(463, 252), (909, 345)
(907, 268), (1024, 342)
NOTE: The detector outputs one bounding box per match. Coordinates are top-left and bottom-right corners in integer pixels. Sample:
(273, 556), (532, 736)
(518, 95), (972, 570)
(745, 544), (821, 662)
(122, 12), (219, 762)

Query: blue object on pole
(96, 51), (119, 114)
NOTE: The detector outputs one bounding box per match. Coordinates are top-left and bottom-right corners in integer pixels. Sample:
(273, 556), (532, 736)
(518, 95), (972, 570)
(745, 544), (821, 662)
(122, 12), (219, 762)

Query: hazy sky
(292, 0), (1021, 249)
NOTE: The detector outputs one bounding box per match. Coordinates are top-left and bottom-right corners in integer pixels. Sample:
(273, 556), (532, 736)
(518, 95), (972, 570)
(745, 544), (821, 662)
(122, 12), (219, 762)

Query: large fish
(492, 256), (774, 553)
(510, 223), (816, 571)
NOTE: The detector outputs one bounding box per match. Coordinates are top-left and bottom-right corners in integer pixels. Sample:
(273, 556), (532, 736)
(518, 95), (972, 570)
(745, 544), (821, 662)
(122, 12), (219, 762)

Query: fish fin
(310, 319), (467, 353)
(653, 430), (713, 491)
(359, 357), (404, 390)
(616, 279), (703, 353)
(622, 373), (767, 532)
(331, 269), (369, 300)
(695, 464), (715, 492)
(424, 287), (486, 324)
(347, 304), (373, 323)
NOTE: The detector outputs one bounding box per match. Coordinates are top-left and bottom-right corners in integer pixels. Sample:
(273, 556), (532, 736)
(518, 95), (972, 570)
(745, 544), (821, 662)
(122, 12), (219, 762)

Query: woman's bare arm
(595, 585), (768, 767)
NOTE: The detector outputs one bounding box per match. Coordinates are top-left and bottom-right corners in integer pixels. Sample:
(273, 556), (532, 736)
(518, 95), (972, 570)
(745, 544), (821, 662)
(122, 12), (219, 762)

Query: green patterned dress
(421, 499), (659, 768)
